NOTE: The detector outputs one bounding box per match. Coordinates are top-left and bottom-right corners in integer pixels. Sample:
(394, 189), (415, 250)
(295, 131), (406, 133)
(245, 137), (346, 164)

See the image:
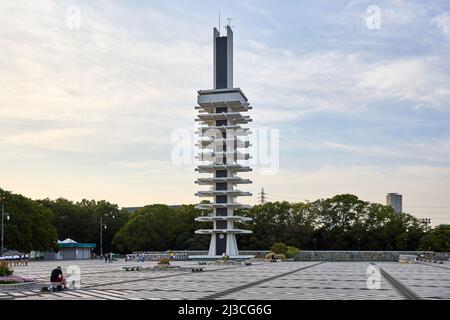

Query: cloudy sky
(1, 0), (450, 225)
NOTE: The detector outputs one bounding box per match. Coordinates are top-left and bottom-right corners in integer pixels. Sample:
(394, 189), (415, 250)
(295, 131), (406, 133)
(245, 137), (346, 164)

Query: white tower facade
(193, 26), (253, 259)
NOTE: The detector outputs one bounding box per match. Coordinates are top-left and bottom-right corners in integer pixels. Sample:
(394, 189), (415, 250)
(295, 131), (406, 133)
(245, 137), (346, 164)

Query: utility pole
(258, 188), (268, 205)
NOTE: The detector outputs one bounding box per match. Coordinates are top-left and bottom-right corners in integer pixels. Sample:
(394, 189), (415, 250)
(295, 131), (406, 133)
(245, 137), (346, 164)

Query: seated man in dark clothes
(50, 266), (67, 289)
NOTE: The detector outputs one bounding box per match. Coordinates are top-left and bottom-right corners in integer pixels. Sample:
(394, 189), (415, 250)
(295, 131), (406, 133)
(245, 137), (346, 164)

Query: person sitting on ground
(50, 266), (67, 289)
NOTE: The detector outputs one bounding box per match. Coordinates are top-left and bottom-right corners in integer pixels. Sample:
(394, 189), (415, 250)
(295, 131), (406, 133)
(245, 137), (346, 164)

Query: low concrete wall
(430, 252), (450, 261)
(294, 251), (434, 262)
(134, 250), (270, 260)
(131, 250), (449, 262)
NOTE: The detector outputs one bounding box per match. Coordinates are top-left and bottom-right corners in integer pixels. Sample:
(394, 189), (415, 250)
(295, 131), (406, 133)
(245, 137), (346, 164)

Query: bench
(123, 266), (142, 271)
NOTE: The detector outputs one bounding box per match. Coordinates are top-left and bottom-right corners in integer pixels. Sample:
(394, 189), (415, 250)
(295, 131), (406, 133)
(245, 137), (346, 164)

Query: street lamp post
(1, 204), (10, 256)
(404, 228), (409, 251)
(100, 212), (115, 258)
(100, 216), (104, 257)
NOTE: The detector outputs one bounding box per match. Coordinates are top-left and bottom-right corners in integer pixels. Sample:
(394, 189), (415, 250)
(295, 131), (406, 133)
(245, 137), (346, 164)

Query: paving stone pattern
(0, 260), (448, 300)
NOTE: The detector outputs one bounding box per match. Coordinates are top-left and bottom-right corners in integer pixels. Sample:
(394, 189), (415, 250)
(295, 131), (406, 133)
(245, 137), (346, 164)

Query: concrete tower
(193, 26), (253, 259)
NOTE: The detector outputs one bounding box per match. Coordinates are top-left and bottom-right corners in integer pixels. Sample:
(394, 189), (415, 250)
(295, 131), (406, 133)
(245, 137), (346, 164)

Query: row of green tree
(1, 188), (448, 253)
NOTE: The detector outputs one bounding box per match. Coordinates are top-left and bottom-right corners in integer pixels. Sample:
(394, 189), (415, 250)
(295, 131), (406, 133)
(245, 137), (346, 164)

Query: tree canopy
(238, 195), (430, 251)
(1, 188), (447, 254)
(38, 198), (129, 254)
(112, 204), (209, 252)
(1, 188), (58, 252)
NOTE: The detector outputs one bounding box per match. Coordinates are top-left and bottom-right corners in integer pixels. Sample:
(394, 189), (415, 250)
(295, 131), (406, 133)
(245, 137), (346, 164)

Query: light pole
(100, 212), (115, 258)
(404, 228), (409, 251)
(1, 203), (10, 256)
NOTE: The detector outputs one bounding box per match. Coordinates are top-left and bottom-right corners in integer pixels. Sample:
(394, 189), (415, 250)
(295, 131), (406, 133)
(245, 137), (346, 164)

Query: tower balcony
(196, 126), (251, 136)
(197, 112), (251, 122)
(198, 88), (248, 107)
(196, 100), (252, 113)
(198, 119), (252, 126)
(196, 164), (252, 173)
(195, 229), (252, 235)
(196, 151), (251, 161)
(195, 190), (252, 197)
(196, 177), (252, 185)
(195, 216), (252, 222)
(196, 139), (251, 149)
(196, 203), (252, 210)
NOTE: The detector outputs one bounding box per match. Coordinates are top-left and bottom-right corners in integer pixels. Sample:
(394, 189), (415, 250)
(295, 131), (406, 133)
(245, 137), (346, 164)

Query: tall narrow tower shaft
(193, 26), (253, 258)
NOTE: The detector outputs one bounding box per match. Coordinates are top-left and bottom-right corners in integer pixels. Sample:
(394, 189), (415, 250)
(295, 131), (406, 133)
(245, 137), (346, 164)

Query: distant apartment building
(386, 193), (403, 214)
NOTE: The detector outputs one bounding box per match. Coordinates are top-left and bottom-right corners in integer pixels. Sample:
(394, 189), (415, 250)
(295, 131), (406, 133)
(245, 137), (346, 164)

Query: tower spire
(213, 23), (233, 89)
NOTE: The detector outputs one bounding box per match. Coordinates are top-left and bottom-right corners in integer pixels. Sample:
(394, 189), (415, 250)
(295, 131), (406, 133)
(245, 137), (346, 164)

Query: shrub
(265, 252), (286, 261)
(0, 261), (13, 277)
(158, 258), (171, 265)
(271, 242), (287, 255)
(286, 246), (300, 259)
(276, 254), (286, 260)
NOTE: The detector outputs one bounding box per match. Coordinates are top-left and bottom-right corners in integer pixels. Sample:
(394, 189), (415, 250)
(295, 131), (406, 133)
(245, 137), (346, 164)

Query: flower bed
(0, 261), (40, 292)
(0, 275), (35, 284)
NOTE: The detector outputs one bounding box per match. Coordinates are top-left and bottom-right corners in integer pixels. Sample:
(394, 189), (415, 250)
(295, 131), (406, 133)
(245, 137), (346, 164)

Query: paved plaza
(1, 260), (448, 300)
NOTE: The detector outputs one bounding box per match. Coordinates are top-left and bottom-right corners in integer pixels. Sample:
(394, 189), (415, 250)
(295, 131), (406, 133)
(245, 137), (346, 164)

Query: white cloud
(432, 12), (450, 42)
(1, 128), (98, 153)
(357, 57), (450, 109)
(322, 137), (450, 163)
(0, 0), (449, 216)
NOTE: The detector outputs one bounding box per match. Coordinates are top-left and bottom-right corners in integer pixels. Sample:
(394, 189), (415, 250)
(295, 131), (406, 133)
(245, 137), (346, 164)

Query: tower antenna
(219, 11), (221, 34)
(225, 17), (235, 29)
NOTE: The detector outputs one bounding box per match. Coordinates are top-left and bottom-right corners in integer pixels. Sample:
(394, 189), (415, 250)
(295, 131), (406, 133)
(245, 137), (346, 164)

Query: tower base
(207, 233), (241, 256)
